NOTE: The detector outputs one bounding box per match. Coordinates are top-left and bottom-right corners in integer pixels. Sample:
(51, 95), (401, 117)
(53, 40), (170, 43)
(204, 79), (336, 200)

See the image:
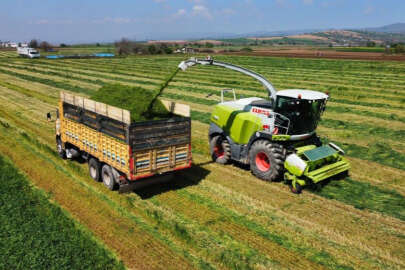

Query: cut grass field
(0, 54), (404, 269)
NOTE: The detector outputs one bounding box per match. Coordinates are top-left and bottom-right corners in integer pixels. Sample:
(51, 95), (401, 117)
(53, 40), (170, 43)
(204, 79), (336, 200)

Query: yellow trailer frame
(56, 92), (192, 189)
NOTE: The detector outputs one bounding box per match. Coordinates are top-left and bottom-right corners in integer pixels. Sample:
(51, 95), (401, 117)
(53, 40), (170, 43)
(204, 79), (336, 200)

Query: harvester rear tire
(210, 135), (231, 164)
(101, 165), (118, 191)
(249, 140), (284, 181)
(88, 158), (101, 182)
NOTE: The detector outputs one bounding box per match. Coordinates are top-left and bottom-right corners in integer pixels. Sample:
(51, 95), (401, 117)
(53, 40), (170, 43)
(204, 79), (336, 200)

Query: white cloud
(192, 5), (212, 20)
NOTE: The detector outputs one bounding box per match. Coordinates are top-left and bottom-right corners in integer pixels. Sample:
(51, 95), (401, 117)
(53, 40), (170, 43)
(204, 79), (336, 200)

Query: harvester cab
(178, 58), (350, 193)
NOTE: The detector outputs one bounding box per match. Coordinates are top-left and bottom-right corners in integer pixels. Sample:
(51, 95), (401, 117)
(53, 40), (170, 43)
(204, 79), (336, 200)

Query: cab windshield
(275, 96), (325, 134)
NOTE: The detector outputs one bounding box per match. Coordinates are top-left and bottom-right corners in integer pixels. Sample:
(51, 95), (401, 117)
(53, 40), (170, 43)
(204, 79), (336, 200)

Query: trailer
(55, 91), (192, 192)
(17, 47), (40, 58)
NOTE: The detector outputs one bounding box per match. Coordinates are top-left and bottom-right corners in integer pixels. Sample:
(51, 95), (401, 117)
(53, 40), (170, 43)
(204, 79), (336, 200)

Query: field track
(0, 53), (404, 269)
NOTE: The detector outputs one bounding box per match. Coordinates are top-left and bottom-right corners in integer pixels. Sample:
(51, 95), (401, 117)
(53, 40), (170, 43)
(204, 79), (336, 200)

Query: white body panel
(276, 89), (328, 100)
(17, 47), (40, 58)
(285, 154), (307, 175)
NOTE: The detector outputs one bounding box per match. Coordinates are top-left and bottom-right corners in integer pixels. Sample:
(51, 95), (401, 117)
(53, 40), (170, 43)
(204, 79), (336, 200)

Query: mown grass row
(166, 82), (404, 112)
(1, 62), (162, 88)
(0, 153), (125, 270)
(1, 120), (284, 270)
(0, 122), (205, 269)
(8, 59), (404, 112)
(3, 64), (402, 170)
(24, 57), (405, 96)
(175, 69), (405, 98)
(36, 58), (405, 93)
(0, 68), (94, 95)
(1, 66), (404, 269)
(2, 120), (353, 270)
(0, 80), (56, 105)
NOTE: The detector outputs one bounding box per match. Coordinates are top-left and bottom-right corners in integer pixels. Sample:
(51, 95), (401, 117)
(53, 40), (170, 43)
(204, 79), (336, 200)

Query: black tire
(210, 135), (231, 164)
(290, 182), (303, 194)
(249, 140), (284, 181)
(88, 158), (100, 182)
(101, 164), (118, 191)
(56, 138), (66, 159)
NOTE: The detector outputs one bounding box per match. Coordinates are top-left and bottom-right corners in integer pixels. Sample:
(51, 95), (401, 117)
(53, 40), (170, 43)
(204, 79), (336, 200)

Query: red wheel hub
(213, 145), (224, 158)
(256, 152), (270, 172)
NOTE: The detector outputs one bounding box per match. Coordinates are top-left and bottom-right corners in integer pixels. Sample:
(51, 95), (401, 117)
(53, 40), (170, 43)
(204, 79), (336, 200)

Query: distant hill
(364, 23), (405, 34)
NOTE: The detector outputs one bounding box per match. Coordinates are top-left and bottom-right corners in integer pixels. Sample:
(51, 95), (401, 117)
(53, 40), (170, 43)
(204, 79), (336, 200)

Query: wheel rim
(213, 144), (224, 159)
(90, 166), (97, 179)
(255, 152), (270, 172)
(103, 172), (111, 186)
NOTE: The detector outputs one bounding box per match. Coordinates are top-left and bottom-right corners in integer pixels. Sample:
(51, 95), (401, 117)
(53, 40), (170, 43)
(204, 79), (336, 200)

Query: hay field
(0, 54), (404, 270)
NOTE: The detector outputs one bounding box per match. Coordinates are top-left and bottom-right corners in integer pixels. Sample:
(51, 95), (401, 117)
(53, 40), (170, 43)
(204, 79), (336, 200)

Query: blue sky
(1, 0), (404, 43)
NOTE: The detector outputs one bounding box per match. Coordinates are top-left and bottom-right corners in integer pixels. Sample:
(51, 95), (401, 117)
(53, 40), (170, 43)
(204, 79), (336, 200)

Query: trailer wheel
(101, 164), (118, 191)
(249, 140), (284, 181)
(210, 135), (231, 164)
(88, 158), (101, 182)
(56, 138), (66, 159)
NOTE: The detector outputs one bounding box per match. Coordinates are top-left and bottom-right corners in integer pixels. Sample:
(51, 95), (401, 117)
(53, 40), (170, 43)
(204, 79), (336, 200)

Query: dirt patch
(224, 49), (405, 61)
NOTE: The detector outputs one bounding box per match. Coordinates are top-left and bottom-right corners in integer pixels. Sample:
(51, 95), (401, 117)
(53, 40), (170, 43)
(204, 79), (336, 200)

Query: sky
(1, 0), (404, 44)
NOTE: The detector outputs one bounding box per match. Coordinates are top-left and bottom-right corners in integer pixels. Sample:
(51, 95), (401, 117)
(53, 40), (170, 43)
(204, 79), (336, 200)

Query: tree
(60, 43), (68, 48)
(205, 42), (214, 48)
(394, 44), (405, 54)
(148, 44), (157, 54)
(366, 41), (376, 47)
(39, 41), (52, 51)
(29, 39), (38, 48)
(114, 38), (134, 56)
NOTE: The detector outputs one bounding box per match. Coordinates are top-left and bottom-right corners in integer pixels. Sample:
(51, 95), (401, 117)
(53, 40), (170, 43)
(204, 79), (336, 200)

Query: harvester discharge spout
(179, 57), (277, 102)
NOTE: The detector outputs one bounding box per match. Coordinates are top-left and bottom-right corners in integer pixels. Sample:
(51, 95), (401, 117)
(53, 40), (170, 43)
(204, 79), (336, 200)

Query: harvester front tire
(210, 135), (231, 164)
(249, 140), (284, 181)
(101, 165), (118, 191)
(88, 158), (101, 182)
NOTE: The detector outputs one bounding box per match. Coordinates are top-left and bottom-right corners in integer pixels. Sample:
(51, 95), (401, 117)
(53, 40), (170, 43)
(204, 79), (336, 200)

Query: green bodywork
(210, 103), (350, 191)
(210, 104), (263, 144)
(284, 145), (350, 188)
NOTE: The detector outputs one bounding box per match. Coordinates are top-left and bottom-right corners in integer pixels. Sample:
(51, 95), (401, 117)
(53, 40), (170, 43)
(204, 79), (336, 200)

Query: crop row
(1, 63), (404, 269)
(5, 60), (404, 113)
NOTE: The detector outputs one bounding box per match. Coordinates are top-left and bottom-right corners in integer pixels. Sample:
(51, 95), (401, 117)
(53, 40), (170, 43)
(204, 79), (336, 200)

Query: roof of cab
(276, 89), (328, 100)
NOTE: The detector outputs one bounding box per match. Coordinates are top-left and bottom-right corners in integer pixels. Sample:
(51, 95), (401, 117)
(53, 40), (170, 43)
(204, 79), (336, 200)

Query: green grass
(90, 84), (171, 121)
(315, 177), (405, 221)
(0, 154), (125, 270)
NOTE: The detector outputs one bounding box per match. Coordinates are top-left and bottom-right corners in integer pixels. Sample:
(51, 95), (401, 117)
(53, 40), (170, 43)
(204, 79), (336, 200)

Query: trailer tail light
(262, 124), (269, 130)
